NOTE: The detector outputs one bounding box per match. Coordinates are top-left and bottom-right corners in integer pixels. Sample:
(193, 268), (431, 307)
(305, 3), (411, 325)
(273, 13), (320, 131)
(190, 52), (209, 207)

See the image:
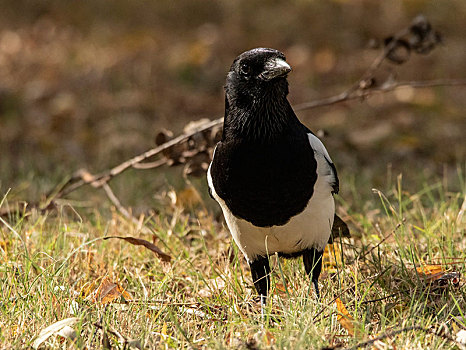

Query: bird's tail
(328, 214), (350, 243)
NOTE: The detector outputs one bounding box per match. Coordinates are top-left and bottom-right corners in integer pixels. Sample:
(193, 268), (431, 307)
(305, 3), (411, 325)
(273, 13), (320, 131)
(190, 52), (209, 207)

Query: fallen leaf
(94, 276), (133, 304)
(416, 264), (443, 277)
(104, 236), (171, 262)
(33, 317), (78, 349)
(57, 325), (77, 342)
(416, 264), (460, 287)
(335, 298), (355, 336)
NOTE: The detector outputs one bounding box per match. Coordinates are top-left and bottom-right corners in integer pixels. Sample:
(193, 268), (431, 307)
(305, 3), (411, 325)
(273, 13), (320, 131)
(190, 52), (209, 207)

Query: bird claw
(260, 294), (266, 321)
(313, 280), (320, 300)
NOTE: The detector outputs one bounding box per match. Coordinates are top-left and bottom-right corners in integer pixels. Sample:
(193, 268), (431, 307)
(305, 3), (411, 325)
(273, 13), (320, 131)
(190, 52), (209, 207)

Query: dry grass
(0, 171), (465, 349)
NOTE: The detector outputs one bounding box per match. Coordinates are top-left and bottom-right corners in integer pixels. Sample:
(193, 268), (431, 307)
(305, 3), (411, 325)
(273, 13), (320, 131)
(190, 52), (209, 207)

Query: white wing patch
(308, 133), (338, 193)
(308, 133), (333, 163)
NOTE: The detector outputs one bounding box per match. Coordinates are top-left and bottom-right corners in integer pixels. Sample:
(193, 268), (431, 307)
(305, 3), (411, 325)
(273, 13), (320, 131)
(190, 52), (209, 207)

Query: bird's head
(225, 48), (291, 107)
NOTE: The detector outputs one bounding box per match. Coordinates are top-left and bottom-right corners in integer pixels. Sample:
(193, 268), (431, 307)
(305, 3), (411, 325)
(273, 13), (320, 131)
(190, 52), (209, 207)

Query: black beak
(260, 58), (292, 81)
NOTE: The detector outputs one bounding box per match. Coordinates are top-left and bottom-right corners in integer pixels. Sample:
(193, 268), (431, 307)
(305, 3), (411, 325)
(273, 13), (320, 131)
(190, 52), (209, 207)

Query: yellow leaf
(161, 322), (167, 336)
(416, 264), (443, 274)
(335, 298), (354, 336)
(416, 264), (444, 282)
(323, 243), (342, 272)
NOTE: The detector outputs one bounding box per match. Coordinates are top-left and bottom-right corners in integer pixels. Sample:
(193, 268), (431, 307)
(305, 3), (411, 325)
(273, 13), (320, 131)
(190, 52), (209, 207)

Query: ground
(0, 1), (465, 349)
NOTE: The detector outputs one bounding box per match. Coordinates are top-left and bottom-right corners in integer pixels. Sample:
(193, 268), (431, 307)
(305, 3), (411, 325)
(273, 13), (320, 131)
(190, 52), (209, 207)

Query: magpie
(207, 48), (342, 303)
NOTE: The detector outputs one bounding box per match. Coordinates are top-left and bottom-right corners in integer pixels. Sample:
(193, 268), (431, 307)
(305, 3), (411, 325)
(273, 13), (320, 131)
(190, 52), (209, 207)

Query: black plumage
(208, 48), (344, 301)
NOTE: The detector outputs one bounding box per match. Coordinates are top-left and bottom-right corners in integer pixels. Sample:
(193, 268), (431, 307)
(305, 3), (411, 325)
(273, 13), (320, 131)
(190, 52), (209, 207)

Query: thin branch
(63, 117), (223, 196)
(101, 183), (135, 226)
(347, 27), (411, 94)
(131, 158), (167, 170)
(294, 78), (466, 111)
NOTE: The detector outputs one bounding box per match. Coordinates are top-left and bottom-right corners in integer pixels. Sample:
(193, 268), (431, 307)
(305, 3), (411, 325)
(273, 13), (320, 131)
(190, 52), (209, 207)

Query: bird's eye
(240, 63), (251, 76)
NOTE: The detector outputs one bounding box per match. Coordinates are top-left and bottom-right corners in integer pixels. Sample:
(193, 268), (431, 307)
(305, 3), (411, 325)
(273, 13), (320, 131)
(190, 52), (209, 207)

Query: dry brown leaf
(94, 276), (133, 304)
(335, 297), (355, 336)
(103, 236), (171, 262)
(416, 264), (461, 287)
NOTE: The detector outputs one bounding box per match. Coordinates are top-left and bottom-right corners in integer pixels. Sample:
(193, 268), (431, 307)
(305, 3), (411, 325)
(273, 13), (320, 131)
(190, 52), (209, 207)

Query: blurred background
(0, 0), (465, 208)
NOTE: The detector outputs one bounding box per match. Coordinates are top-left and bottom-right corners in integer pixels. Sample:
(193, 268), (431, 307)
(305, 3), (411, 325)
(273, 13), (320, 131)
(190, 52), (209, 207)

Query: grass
(0, 171), (465, 349)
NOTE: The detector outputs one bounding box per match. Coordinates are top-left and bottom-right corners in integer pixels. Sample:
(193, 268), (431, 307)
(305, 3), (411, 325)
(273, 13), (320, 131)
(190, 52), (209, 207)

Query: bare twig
(359, 292), (401, 305)
(62, 117), (223, 196)
(294, 78), (466, 111)
(102, 183), (134, 224)
(131, 158), (167, 170)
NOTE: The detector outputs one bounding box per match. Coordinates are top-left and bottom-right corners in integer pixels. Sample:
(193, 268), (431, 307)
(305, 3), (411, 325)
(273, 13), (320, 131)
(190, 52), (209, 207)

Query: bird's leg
(249, 256), (271, 317)
(303, 248), (323, 300)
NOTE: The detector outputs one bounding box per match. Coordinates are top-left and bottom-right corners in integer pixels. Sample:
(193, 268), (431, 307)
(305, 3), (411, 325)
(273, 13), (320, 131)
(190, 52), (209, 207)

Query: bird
(207, 47), (345, 305)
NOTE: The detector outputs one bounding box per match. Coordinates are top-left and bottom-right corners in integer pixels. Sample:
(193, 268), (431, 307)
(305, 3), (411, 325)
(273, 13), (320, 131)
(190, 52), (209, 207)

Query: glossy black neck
(222, 80), (300, 143)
